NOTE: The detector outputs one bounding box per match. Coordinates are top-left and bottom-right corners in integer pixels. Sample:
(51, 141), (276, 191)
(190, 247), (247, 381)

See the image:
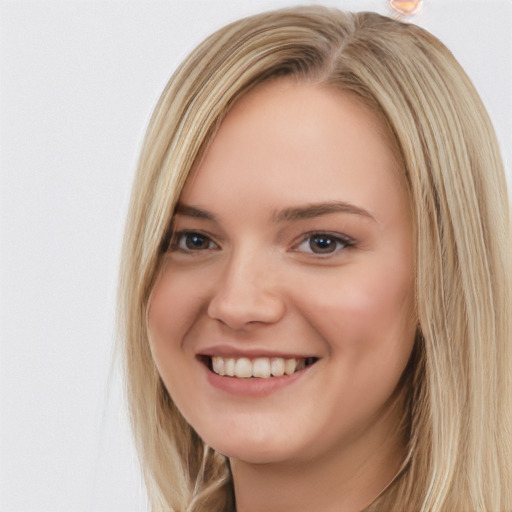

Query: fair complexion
(148, 79), (417, 512)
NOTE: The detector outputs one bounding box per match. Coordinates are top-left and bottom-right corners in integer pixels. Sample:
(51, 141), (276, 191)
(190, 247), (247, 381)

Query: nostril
(207, 294), (287, 330)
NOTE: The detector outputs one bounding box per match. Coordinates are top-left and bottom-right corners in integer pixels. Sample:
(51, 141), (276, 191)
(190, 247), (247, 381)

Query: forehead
(180, 79), (405, 216)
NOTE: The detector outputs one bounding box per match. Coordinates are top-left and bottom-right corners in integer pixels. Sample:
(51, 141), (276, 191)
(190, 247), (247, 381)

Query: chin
(217, 444), (293, 464)
(204, 429), (299, 464)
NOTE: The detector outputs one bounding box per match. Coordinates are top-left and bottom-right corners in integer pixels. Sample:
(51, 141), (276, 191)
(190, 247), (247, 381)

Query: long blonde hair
(118, 6), (512, 511)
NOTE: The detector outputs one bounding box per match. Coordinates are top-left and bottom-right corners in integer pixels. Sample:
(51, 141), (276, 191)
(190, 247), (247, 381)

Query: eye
(295, 232), (354, 255)
(171, 231), (219, 252)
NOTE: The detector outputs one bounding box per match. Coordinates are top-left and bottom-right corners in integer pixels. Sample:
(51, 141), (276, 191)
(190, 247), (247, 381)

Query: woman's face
(148, 80), (417, 465)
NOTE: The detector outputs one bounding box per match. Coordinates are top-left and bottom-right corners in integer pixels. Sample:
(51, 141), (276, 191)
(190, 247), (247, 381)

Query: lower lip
(202, 362), (316, 397)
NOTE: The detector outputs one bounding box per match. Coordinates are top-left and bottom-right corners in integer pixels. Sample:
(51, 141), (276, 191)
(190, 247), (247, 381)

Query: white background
(0, 1), (510, 511)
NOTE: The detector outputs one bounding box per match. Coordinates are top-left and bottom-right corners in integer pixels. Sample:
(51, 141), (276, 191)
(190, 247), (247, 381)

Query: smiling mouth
(199, 355), (318, 379)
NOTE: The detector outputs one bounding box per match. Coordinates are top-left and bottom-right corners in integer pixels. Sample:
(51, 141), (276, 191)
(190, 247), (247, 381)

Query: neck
(230, 407), (406, 512)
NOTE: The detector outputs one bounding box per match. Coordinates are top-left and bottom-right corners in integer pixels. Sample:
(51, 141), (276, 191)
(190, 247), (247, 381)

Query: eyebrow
(270, 201), (376, 223)
(174, 204), (217, 221)
(175, 201), (375, 223)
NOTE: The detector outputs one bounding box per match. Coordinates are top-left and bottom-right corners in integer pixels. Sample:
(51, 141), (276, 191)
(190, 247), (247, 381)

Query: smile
(203, 356), (318, 379)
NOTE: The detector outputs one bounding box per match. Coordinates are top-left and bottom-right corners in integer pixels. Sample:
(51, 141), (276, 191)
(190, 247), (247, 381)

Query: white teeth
(225, 358), (235, 377)
(253, 358), (271, 378)
(212, 356), (225, 376)
(284, 358), (297, 376)
(234, 358), (252, 378)
(210, 356), (313, 378)
(270, 357), (285, 377)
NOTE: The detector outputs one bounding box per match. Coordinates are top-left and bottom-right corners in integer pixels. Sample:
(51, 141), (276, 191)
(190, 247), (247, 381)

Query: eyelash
(170, 230), (355, 256)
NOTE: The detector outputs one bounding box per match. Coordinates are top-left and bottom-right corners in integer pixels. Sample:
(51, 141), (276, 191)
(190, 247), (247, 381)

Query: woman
(118, 6), (512, 511)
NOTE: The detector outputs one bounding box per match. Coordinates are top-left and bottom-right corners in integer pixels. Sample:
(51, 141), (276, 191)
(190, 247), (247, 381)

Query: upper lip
(196, 344), (317, 359)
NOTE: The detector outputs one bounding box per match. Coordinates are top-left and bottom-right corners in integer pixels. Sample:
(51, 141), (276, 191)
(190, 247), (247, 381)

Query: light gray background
(1, 1), (510, 511)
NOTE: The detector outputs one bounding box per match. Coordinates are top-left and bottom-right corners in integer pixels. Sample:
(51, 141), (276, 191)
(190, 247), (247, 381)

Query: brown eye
(309, 235), (338, 254)
(296, 233), (353, 255)
(172, 232), (219, 252)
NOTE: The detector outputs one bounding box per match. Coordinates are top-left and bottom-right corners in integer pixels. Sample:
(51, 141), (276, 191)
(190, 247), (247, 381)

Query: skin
(148, 79), (417, 512)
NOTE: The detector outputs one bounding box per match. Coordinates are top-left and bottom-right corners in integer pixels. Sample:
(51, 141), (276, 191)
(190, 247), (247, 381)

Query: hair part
(118, 6), (512, 511)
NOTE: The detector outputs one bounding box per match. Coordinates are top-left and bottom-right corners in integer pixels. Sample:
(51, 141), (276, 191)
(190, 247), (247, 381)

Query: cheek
(297, 260), (416, 362)
(146, 269), (212, 428)
(147, 269), (205, 368)
(149, 263), (210, 332)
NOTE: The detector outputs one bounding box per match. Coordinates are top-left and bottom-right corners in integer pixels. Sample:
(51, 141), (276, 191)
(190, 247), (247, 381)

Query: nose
(207, 250), (286, 330)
